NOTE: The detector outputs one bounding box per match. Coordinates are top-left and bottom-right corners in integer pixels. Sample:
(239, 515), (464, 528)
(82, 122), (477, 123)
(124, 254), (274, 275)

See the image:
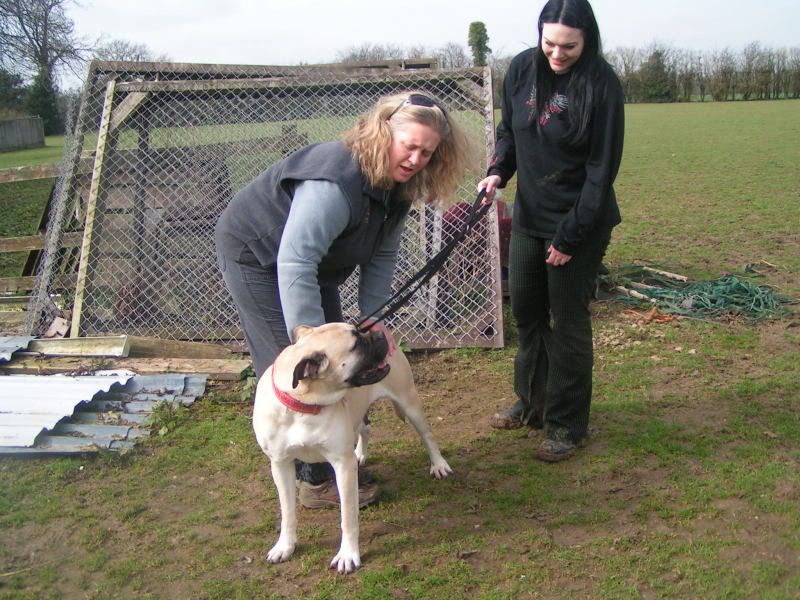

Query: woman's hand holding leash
(477, 175), (502, 204)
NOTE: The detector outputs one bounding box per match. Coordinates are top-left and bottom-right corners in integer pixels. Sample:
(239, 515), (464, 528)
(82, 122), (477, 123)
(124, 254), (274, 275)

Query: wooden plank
(0, 231), (83, 253)
(0, 356), (251, 380)
(126, 336), (232, 359)
(0, 165), (58, 183)
(0, 310), (26, 332)
(109, 91), (149, 131)
(71, 79), (117, 339)
(26, 335), (130, 357)
(0, 273), (76, 294)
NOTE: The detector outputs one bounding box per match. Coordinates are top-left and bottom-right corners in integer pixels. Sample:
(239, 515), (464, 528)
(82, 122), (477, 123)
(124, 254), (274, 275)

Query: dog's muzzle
(345, 329), (391, 387)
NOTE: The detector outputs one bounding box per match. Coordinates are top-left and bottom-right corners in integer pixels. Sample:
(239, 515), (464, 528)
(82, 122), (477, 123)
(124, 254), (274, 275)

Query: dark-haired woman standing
(478, 0), (624, 462)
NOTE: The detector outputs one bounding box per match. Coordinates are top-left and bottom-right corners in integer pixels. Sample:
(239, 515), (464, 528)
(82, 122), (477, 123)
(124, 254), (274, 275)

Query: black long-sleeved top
(488, 49), (625, 254)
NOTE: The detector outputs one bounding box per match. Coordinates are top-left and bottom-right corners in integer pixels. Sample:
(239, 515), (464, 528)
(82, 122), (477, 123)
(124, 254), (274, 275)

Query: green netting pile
(601, 266), (795, 321)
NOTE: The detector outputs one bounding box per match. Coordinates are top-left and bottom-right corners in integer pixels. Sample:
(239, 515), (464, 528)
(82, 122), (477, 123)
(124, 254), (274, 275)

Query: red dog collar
(271, 368), (321, 415)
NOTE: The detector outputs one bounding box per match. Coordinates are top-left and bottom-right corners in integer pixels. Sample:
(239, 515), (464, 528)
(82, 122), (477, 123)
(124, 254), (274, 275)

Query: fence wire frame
(28, 60), (503, 350)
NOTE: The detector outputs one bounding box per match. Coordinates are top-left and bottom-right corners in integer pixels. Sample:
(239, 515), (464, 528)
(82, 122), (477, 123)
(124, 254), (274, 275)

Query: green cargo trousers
(508, 227), (611, 443)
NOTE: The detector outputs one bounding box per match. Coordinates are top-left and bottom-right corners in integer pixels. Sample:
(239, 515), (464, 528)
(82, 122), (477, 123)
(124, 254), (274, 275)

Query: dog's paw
(330, 548), (361, 574)
(355, 451), (368, 466)
(266, 541), (295, 564)
(430, 460), (453, 480)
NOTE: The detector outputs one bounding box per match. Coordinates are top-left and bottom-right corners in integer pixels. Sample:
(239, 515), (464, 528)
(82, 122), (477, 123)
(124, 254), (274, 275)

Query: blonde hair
(342, 91), (474, 210)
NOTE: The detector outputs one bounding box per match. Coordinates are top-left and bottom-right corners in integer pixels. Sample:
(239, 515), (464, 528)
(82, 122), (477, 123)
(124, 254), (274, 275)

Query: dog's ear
(292, 325), (314, 341)
(291, 352), (328, 389)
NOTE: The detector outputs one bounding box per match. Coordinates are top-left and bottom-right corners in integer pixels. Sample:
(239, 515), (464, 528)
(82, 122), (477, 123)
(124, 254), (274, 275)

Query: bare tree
(755, 47), (775, 99)
(607, 46), (642, 102)
(708, 48), (737, 101)
(772, 47), (788, 99)
(93, 38), (170, 63)
(675, 49), (698, 102)
(0, 0), (87, 80)
(488, 52), (513, 103)
(739, 42), (761, 100)
(789, 47), (800, 98)
(436, 42), (471, 69)
(335, 43), (405, 64)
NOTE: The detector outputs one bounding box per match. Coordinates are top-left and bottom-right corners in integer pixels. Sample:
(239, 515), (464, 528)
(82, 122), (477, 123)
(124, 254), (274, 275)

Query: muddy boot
(535, 428), (588, 463)
(298, 480), (380, 509)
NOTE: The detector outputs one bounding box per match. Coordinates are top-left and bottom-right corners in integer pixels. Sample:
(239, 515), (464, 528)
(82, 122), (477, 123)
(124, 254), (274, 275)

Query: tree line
(607, 43), (800, 103)
(336, 39), (800, 104)
(1, 2), (798, 138)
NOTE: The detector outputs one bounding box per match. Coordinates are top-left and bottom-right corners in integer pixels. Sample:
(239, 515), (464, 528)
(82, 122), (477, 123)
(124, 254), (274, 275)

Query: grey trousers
(218, 253), (341, 484)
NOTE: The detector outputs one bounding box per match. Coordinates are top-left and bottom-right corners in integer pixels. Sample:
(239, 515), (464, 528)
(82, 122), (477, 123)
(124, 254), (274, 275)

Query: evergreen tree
(0, 67), (26, 112)
(468, 22), (491, 67)
(638, 50), (674, 103)
(26, 69), (63, 134)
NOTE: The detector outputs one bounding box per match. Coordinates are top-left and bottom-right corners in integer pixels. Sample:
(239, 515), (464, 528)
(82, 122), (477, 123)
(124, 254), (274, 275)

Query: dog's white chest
(254, 401), (357, 464)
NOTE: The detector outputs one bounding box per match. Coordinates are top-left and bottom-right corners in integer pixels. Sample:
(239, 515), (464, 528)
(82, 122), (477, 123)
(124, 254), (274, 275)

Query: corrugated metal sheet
(0, 336), (34, 363)
(0, 374), (132, 446)
(0, 373), (207, 455)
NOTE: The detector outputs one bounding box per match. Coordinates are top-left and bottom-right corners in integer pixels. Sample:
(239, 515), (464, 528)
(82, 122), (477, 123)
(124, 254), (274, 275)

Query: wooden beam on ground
(126, 336), (233, 359)
(0, 231), (83, 253)
(0, 165), (58, 183)
(26, 335), (130, 357)
(0, 356), (251, 381)
(641, 266), (688, 282)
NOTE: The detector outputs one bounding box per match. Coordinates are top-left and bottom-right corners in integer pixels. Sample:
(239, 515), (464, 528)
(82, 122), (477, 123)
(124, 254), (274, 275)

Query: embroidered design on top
(526, 84), (569, 125)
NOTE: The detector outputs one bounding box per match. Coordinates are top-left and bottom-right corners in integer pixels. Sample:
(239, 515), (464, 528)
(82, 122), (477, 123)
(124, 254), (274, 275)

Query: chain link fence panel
(27, 60), (503, 350)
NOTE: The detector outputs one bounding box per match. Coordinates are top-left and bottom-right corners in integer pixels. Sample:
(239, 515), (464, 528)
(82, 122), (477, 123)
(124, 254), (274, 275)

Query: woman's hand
(477, 175), (502, 204)
(546, 244), (573, 267)
(360, 319), (397, 358)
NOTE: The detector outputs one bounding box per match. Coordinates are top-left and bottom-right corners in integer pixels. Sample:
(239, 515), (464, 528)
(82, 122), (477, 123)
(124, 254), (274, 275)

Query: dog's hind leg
(393, 394), (453, 480)
(266, 458), (298, 563)
(354, 417), (371, 466)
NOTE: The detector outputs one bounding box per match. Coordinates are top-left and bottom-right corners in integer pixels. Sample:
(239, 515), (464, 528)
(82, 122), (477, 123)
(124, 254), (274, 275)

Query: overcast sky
(68, 0), (798, 70)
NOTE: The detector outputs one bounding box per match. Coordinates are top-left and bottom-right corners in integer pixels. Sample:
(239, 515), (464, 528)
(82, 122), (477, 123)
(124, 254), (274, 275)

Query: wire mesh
(28, 60), (503, 350)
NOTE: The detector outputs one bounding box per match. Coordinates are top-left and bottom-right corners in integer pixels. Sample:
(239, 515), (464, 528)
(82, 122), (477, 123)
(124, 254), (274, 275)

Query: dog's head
(279, 323), (391, 395)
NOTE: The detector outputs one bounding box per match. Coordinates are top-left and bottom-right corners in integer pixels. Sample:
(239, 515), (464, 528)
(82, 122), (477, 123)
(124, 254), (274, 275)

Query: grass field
(0, 99), (798, 599)
(0, 136), (65, 170)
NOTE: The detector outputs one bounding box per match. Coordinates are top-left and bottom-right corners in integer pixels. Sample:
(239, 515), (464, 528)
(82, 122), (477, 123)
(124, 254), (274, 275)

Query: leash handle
(357, 189), (492, 332)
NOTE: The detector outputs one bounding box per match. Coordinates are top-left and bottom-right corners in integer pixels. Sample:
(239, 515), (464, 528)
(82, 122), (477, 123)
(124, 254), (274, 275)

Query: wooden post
(70, 79), (116, 338)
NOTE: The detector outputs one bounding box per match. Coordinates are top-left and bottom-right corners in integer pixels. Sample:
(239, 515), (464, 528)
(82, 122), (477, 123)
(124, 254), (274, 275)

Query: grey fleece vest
(215, 141), (409, 287)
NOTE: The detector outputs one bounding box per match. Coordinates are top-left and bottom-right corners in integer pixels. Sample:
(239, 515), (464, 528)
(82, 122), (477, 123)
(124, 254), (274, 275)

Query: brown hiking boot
(298, 480), (379, 509)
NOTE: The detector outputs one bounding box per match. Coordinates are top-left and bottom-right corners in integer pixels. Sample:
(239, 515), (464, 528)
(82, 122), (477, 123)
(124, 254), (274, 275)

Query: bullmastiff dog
(252, 322), (452, 573)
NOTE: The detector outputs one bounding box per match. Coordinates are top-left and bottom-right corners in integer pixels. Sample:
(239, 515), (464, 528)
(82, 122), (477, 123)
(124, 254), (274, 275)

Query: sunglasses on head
(388, 93), (449, 124)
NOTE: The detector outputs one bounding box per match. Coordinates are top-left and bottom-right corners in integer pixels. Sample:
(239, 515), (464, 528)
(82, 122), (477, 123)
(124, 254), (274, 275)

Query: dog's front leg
(329, 454), (361, 573)
(266, 458), (298, 563)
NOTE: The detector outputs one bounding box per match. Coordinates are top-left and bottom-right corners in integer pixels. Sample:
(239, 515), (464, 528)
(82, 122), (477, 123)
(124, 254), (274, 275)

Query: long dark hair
(534, 0), (604, 146)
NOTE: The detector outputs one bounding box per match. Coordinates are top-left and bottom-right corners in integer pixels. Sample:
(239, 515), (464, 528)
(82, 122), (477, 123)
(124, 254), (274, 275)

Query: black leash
(356, 189), (493, 332)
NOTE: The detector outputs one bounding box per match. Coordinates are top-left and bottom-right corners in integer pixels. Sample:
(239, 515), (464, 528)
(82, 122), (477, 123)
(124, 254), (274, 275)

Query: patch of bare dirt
(2, 306), (798, 598)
